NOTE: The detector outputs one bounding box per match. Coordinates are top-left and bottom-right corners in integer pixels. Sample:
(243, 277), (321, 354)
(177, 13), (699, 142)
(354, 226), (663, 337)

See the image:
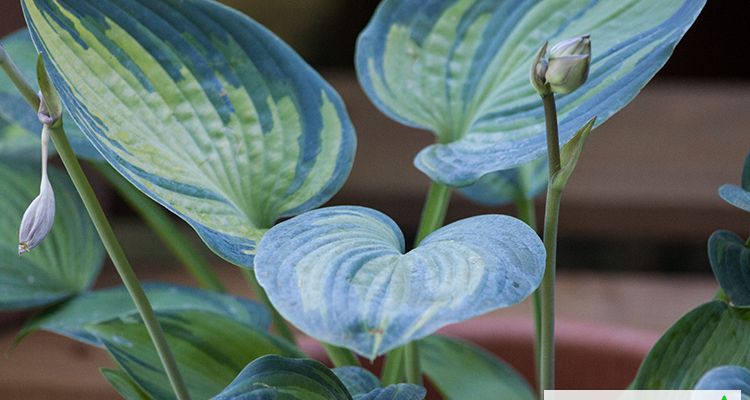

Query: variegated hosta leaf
(0, 29), (100, 160)
(255, 206), (545, 358)
(0, 160), (103, 310)
(695, 366), (750, 400)
(459, 157), (547, 207)
(20, 282), (272, 346)
(213, 355), (351, 400)
(22, 0), (356, 267)
(720, 151), (750, 213)
(87, 310), (303, 400)
(356, 0), (705, 187)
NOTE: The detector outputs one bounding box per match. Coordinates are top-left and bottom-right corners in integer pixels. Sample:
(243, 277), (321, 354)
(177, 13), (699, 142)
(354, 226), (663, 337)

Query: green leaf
(255, 206), (545, 358)
(0, 160), (103, 310)
(695, 366), (750, 400)
(22, 0), (356, 268)
(420, 335), (534, 400)
(36, 53), (62, 122)
(458, 157), (547, 207)
(213, 355), (351, 400)
(632, 301), (750, 389)
(552, 117), (595, 190)
(21, 282), (272, 346)
(0, 29), (100, 160)
(709, 231), (750, 307)
(0, 118), (39, 159)
(101, 368), (153, 400)
(356, 0), (705, 187)
(87, 310), (303, 400)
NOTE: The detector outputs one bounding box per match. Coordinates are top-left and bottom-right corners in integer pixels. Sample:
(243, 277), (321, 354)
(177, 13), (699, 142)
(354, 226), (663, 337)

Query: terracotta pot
(299, 316), (659, 397)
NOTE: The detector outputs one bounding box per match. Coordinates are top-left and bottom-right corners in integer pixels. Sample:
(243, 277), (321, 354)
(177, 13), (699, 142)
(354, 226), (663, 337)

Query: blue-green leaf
(720, 151), (750, 213)
(0, 29), (100, 160)
(22, 0), (356, 268)
(255, 206), (545, 358)
(356, 0), (705, 187)
(87, 310), (303, 400)
(695, 366), (750, 400)
(333, 367), (426, 400)
(632, 301), (750, 389)
(458, 157), (547, 207)
(21, 282), (271, 345)
(213, 355), (351, 400)
(420, 335), (533, 400)
(0, 118), (39, 159)
(101, 368), (153, 400)
(709, 231), (750, 307)
(0, 160), (103, 310)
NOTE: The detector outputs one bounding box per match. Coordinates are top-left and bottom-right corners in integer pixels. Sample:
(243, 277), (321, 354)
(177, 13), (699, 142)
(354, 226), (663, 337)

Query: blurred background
(0, 1), (748, 398)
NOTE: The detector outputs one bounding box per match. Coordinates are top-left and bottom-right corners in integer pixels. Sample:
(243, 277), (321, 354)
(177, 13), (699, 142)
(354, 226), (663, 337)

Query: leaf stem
(0, 45), (39, 109)
(514, 194), (541, 385)
(48, 123), (191, 400)
(93, 163), (227, 293)
(323, 343), (361, 367)
(381, 346), (404, 385)
(538, 93), (562, 395)
(242, 268), (297, 344)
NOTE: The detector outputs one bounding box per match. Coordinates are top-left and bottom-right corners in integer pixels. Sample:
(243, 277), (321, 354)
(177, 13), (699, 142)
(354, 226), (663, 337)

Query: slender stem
(323, 343), (360, 367)
(242, 268), (297, 344)
(93, 163), (227, 293)
(0, 45), (39, 109)
(414, 182), (453, 244)
(404, 342), (421, 385)
(48, 123), (190, 400)
(381, 346), (404, 385)
(537, 93), (562, 395)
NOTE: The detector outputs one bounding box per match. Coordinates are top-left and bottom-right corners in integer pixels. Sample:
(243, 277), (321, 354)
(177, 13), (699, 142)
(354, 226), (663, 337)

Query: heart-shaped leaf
(695, 366), (750, 400)
(458, 158), (547, 207)
(356, 0), (705, 186)
(0, 29), (100, 160)
(22, 0), (356, 268)
(419, 335), (533, 400)
(255, 206), (545, 358)
(101, 369), (152, 400)
(720, 151), (750, 213)
(0, 160), (103, 310)
(87, 310), (303, 400)
(709, 231), (750, 307)
(333, 367), (426, 400)
(632, 301), (750, 389)
(20, 282), (271, 346)
(213, 355), (351, 400)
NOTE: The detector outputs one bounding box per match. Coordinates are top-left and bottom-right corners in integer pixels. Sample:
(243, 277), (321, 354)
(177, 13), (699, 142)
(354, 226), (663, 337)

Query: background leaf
(22, 0), (356, 268)
(0, 160), (103, 310)
(333, 367), (381, 397)
(709, 231), (750, 307)
(356, 0), (705, 186)
(0, 29), (100, 160)
(21, 282), (271, 345)
(213, 355), (351, 400)
(87, 310), (303, 400)
(0, 117), (39, 159)
(632, 301), (750, 389)
(458, 158), (547, 207)
(101, 368), (153, 400)
(255, 206), (545, 358)
(695, 366), (750, 400)
(419, 335), (533, 400)
(720, 150), (750, 212)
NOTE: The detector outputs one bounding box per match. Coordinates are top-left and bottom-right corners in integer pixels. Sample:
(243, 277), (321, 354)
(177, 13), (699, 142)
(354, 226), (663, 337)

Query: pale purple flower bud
(18, 125), (55, 255)
(545, 35), (591, 94)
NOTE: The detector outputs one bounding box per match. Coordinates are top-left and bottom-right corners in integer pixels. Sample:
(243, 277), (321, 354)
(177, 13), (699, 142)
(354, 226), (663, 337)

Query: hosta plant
(1, 0), (746, 399)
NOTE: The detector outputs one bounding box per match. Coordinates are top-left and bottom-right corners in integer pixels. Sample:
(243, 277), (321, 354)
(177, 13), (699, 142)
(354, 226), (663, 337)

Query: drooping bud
(545, 35), (591, 94)
(18, 124), (55, 255)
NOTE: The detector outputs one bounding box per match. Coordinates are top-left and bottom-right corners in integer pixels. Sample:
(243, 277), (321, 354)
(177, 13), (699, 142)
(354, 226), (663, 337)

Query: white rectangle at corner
(544, 390), (741, 400)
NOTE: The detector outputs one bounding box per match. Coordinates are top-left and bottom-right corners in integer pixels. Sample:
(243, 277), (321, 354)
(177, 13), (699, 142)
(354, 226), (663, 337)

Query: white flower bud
(18, 125), (55, 255)
(529, 42), (550, 96)
(545, 35), (591, 94)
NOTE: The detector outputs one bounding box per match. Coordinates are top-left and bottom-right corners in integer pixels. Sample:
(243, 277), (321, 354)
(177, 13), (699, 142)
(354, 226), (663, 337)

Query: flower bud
(18, 125), (55, 255)
(545, 35), (591, 94)
(529, 42), (550, 96)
